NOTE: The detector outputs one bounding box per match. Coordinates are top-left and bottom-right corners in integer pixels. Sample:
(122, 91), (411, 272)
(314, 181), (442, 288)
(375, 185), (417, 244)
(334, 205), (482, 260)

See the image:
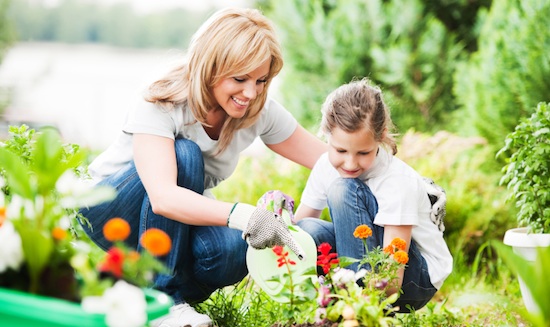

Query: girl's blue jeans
(297, 178), (437, 313)
(79, 139), (248, 305)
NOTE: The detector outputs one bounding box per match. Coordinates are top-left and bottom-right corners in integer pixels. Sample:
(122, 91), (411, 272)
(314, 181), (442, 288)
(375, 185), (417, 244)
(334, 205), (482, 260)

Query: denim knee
(296, 218), (336, 249)
(191, 226), (248, 288)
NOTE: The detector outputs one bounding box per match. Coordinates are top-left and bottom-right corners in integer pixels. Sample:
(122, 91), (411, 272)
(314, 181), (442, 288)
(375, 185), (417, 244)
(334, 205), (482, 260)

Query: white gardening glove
(228, 203), (306, 260)
(422, 177), (446, 232)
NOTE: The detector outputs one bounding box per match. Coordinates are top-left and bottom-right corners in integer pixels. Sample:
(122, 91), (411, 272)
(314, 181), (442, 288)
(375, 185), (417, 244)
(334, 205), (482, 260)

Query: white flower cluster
(0, 177), (24, 274)
(0, 220), (24, 273)
(82, 280), (147, 327)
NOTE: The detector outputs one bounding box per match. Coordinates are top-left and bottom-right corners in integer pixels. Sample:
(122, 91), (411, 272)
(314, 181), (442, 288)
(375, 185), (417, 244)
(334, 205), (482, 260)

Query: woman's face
(212, 60), (270, 119)
(327, 126), (379, 179)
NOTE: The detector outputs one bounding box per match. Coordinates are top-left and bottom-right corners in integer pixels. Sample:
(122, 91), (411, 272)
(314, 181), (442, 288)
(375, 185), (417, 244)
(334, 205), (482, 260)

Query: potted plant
(0, 125), (173, 326)
(497, 102), (550, 312)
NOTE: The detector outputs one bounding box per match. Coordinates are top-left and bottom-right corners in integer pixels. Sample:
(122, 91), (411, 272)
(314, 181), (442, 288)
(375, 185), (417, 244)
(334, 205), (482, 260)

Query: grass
(196, 268), (529, 327)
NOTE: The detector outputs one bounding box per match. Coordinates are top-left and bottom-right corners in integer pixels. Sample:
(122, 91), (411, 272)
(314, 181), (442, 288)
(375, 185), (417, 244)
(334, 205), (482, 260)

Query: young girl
(79, 8), (326, 327)
(295, 78), (453, 312)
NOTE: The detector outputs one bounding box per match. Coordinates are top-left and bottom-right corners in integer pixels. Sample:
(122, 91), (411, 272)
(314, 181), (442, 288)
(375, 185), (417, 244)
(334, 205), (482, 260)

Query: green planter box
(0, 287), (172, 326)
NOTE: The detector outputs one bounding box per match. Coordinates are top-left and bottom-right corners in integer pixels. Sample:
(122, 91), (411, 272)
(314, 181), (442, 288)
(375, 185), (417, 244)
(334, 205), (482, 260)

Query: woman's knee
(191, 226), (248, 286)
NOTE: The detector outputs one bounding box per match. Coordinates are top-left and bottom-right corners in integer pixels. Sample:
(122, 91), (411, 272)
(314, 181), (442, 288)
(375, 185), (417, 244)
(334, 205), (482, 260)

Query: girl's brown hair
(320, 78), (397, 154)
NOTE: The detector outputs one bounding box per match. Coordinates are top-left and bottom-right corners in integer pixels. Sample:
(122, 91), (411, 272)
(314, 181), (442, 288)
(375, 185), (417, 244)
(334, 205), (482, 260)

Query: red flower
(316, 242), (339, 274)
(272, 245), (296, 268)
(99, 247), (125, 278)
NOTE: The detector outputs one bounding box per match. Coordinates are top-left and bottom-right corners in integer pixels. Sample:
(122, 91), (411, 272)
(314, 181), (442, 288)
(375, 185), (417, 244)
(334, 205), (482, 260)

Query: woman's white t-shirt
(300, 148), (453, 289)
(88, 97), (297, 194)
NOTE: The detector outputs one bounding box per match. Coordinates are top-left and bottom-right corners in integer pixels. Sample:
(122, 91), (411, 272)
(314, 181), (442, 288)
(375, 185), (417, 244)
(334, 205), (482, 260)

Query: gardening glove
(422, 177), (446, 232)
(228, 203), (306, 260)
(256, 190), (296, 223)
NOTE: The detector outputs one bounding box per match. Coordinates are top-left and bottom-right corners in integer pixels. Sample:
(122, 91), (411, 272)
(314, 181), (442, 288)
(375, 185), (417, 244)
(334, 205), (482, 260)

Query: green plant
(270, 245), (317, 325)
(496, 102), (550, 234)
(0, 125), (173, 327)
(312, 225), (407, 327)
(492, 241), (550, 327)
(0, 125), (115, 297)
(454, 0), (550, 146)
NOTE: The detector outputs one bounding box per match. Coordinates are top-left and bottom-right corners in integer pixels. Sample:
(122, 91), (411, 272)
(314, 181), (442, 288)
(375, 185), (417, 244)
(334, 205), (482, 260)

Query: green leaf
(13, 222), (54, 294)
(0, 146), (35, 199)
(492, 241), (550, 326)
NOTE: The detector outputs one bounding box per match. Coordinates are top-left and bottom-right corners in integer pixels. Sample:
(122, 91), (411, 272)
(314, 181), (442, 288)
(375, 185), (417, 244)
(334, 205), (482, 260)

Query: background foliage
(7, 0), (208, 49)
(1, 0), (549, 324)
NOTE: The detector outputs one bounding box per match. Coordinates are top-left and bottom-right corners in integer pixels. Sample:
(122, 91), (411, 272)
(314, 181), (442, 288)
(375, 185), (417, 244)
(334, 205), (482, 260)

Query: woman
(79, 8), (327, 327)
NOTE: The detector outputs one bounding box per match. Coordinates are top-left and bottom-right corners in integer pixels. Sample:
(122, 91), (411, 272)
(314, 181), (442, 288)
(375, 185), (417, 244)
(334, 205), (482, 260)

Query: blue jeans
(79, 139), (248, 304)
(297, 178), (436, 312)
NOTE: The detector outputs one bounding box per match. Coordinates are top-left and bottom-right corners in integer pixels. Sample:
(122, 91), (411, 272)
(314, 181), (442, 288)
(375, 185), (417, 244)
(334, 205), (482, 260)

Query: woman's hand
(228, 203), (306, 260)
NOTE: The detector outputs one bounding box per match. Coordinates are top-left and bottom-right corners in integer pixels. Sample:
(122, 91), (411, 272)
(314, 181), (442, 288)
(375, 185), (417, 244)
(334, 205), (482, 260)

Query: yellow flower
(353, 225), (372, 239)
(140, 228), (172, 256)
(103, 218), (131, 242)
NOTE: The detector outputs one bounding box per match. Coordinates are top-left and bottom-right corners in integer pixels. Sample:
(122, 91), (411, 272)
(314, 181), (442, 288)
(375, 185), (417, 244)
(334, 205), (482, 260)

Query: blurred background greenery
(1, 0), (549, 322)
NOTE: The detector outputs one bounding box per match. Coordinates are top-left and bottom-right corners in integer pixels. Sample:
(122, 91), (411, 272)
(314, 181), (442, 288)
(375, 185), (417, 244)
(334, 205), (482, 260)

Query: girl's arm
(294, 203), (323, 221)
(382, 224), (413, 295)
(267, 125), (327, 169)
(133, 133), (233, 226)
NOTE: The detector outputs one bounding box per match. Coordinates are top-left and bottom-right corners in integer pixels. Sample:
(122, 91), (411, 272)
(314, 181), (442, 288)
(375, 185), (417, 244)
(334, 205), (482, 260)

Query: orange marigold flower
(390, 237), (407, 251)
(103, 217), (131, 242)
(353, 225), (372, 239)
(140, 228), (172, 256)
(0, 206), (6, 227)
(128, 251), (141, 262)
(52, 227), (67, 240)
(393, 250), (409, 265)
(383, 245), (394, 255)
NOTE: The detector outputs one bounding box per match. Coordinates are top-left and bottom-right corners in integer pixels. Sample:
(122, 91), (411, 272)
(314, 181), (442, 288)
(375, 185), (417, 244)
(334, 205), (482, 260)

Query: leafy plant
(496, 102), (550, 234)
(492, 241), (550, 327)
(0, 125), (115, 297)
(270, 245), (317, 325)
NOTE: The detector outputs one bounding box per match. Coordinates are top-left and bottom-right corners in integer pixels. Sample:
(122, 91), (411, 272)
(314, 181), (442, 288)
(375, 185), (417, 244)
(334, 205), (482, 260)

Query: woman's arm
(382, 224), (413, 294)
(133, 133), (232, 226)
(267, 125), (327, 169)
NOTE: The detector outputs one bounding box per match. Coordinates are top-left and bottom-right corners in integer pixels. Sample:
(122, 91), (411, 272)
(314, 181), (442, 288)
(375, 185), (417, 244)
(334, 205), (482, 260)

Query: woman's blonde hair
(320, 78), (397, 154)
(144, 8), (283, 154)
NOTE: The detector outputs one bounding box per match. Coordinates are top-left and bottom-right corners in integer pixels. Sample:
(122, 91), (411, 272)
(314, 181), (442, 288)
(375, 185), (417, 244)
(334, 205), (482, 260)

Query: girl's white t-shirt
(300, 148), (453, 289)
(88, 97), (297, 194)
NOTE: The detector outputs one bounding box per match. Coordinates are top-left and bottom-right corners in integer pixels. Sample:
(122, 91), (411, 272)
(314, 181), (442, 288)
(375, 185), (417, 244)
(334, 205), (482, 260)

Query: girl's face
(327, 126), (379, 179)
(212, 60), (270, 118)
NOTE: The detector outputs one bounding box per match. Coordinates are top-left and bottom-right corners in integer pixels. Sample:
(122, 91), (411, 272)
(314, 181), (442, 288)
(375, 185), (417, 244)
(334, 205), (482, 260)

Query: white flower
(82, 280), (147, 327)
(332, 268), (356, 286)
(0, 221), (24, 273)
(56, 171), (116, 208)
(7, 195), (38, 220)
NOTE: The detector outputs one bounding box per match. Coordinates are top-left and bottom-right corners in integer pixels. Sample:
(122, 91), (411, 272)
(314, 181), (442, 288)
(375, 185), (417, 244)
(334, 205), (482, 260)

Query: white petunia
(332, 268), (356, 286)
(82, 280), (147, 327)
(0, 221), (24, 273)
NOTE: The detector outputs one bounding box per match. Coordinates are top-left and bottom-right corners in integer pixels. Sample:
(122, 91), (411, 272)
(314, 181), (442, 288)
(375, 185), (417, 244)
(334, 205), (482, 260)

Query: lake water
(0, 42), (267, 156)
